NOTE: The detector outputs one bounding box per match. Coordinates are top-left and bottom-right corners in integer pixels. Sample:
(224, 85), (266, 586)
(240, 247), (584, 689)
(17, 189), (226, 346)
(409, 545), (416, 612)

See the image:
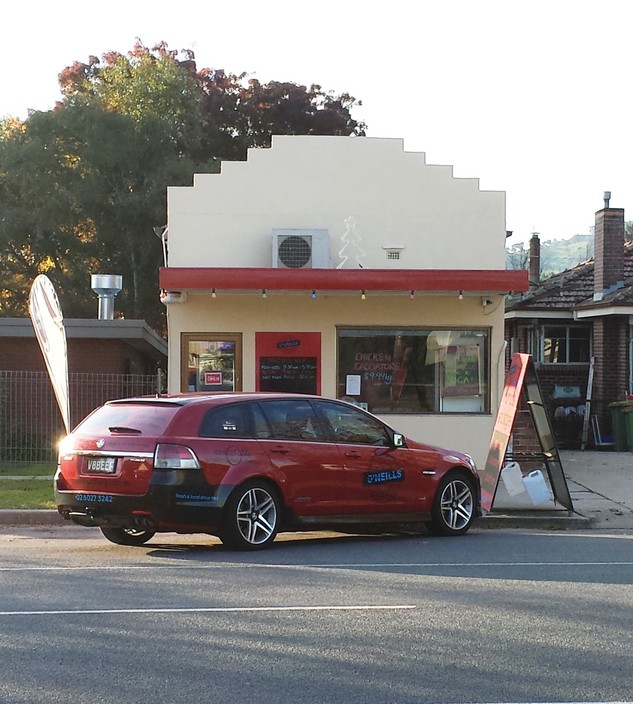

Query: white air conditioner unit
(272, 229), (331, 269)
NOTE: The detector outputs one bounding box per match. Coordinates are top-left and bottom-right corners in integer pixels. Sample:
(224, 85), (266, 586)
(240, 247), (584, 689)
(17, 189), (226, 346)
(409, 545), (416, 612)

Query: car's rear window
(74, 403), (181, 436)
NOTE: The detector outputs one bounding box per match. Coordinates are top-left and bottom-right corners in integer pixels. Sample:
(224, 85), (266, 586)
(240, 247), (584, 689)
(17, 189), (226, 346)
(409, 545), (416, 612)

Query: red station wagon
(55, 393), (481, 550)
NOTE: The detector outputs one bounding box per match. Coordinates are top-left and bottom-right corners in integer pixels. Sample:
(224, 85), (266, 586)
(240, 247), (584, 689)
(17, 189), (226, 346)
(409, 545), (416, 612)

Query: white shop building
(159, 136), (527, 465)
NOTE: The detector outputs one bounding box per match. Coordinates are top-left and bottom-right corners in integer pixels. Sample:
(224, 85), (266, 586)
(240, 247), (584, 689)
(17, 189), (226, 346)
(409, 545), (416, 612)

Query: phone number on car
(74, 494), (114, 503)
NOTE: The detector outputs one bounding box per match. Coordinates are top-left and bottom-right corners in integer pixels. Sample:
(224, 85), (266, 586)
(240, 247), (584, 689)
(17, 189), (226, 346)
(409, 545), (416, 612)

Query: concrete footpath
(1, 450), (632, 530)
(484, 449), (633, 530)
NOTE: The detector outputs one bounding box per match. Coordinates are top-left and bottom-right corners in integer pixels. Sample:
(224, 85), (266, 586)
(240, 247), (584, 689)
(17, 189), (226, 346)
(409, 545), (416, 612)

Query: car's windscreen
(74, 403), (180, 436)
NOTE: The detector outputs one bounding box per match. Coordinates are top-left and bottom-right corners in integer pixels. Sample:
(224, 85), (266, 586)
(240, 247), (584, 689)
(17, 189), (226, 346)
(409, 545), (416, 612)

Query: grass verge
(0, 463), (56, 478)
(0, 479), (56, 510)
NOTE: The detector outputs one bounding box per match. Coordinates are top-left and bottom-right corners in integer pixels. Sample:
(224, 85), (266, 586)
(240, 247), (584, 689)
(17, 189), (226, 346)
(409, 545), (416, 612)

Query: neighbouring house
(0, 318), (167, 377)
(505, 193), (633, 449)
(158, 136), (527, 465)
(0, 293), (167, 462)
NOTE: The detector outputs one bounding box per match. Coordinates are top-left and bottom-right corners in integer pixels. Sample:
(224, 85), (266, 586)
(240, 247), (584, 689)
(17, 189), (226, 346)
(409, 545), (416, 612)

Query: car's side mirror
(392, 433), (405, 448)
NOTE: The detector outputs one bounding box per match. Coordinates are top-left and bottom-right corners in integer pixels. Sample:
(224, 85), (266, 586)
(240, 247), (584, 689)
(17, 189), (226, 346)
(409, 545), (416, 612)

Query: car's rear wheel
(220, 481), (280, 550)
(100, 527), (156, 546)
(426, 473), (476, 536)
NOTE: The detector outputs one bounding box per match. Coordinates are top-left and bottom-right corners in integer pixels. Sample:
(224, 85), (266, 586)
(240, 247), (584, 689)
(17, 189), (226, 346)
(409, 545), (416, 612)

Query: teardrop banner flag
(28, 275), (71, 434)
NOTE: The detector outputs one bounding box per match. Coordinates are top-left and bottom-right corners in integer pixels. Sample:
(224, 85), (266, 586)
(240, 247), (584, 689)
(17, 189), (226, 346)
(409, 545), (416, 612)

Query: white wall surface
(168, 136), (506, 270)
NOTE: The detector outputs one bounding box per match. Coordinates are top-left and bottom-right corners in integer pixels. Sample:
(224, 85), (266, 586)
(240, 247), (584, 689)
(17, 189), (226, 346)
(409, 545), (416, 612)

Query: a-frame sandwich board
(480, 352), (573, 514)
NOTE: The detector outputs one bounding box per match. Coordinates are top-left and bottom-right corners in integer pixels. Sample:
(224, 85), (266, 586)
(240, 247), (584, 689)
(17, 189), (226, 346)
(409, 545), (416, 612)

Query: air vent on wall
(272, 229), (330, 269)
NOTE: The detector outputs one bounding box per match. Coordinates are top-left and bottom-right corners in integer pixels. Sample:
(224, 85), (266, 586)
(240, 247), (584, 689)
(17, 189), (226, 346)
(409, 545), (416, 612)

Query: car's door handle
(345, 450), (361, 458)
(271, 446), (290, 454)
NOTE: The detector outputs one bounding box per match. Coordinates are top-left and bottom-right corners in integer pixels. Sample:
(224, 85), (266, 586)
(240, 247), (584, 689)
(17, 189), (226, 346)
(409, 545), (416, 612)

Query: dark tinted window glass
(76, 403), (180, 436)
(199, 403), (253, 439)
(252, 403), (272, 439)
(542, 324), (591, 363)
(316, 401), (390, 446)
(568, 326), (591, 362)
(543, 326), (567, 363)
(259, 400), (324, 441)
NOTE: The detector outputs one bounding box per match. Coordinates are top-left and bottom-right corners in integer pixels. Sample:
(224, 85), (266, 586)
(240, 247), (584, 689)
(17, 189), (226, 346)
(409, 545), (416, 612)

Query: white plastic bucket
(501, 462), (525, 496)
(522, 469), (553, 505)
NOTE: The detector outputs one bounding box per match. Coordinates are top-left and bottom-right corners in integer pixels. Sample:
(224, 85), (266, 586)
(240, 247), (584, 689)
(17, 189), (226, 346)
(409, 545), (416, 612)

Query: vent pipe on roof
(91, 274), (122, 320)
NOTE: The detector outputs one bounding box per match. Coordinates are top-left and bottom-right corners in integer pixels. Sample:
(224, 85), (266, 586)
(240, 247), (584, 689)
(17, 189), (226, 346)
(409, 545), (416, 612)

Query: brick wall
(592, 317), (630, 419)
(1, 338), (163, 375)
(594, 207), (625, 294)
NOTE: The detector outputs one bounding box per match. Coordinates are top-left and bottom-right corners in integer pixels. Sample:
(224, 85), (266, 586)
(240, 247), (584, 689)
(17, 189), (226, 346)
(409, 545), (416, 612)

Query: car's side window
(259, 400), (325, 441)
(316, 401), (390, 446)
(252, 403), (273, 439)
(199, 403), (253, 439)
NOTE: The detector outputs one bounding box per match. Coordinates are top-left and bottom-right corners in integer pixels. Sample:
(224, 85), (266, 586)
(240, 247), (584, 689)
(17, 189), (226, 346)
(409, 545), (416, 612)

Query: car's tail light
(154, 443), (200, 469)
(57, 435), (75, 462)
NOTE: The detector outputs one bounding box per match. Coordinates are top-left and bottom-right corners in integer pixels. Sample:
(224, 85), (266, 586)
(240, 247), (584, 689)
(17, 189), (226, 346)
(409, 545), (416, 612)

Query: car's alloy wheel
(100, 526), (156, 546)
(427, 474), (475, 536)
(220, 482), (280, 550)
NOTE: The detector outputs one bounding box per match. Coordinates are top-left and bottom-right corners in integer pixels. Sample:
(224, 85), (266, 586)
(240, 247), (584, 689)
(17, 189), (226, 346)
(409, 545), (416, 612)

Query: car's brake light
(154, 443), (200, 469)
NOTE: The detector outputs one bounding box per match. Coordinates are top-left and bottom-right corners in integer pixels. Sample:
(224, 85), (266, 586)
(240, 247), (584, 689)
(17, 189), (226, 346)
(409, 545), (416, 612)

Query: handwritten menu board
(259, 357), (318, 394)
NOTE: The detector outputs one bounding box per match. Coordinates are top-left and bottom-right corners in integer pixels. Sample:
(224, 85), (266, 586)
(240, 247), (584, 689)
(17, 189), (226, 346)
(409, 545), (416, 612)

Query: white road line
(309, 561), (633, 568)
(1, 561), (633, 572)
(0, 604), (415, 616)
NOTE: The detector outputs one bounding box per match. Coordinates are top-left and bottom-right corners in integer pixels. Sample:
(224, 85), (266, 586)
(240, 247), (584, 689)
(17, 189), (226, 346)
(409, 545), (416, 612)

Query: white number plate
(86, 457), (116, 474)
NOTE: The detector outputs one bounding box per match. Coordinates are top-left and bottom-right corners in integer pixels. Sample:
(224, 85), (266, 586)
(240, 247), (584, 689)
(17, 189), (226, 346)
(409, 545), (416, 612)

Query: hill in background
(507, 223), (633, 278)
(507, 233), (593, 278)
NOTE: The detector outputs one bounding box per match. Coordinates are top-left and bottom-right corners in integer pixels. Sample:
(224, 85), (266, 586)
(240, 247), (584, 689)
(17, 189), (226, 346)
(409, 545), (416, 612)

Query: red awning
(159, 267), (528, 294)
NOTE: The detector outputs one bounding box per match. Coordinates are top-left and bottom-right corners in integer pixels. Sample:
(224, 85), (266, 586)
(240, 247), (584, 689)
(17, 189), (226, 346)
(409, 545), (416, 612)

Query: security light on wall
(160, 290), (187, 305)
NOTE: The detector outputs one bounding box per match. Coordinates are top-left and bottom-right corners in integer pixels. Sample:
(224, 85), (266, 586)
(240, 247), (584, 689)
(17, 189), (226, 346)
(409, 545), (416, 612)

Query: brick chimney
(594, 191), (625, 300)
(529, 232), (540, 289)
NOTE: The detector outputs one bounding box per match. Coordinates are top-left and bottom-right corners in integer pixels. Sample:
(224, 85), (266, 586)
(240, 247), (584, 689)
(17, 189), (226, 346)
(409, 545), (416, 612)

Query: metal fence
(0, 371), (160, 466)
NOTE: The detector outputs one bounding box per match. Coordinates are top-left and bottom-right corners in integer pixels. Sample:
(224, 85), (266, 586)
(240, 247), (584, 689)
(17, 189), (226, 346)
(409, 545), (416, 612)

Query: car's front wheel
(220, 481), (281, 550)
(427, 473), (476, 536)
(100, 527), (156, 546)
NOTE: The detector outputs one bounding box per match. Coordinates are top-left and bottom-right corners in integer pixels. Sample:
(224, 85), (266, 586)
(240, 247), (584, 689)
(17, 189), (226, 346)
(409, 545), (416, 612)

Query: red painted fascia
(159, 267), (528, 293)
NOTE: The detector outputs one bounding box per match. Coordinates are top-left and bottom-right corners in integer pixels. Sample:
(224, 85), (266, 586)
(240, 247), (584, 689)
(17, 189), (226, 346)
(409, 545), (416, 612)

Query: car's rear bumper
(55, 469), (232, 532)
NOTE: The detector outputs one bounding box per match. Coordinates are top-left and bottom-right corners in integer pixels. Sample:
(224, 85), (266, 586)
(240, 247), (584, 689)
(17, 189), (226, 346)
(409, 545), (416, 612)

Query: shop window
(181, 333), (242, 392)
(539, 325), (591, 364)
(337, 328), (489, 414)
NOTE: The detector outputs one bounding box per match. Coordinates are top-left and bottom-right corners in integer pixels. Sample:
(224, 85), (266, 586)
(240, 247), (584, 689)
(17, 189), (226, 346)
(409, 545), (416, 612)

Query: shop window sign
(337, 328), (489, 414)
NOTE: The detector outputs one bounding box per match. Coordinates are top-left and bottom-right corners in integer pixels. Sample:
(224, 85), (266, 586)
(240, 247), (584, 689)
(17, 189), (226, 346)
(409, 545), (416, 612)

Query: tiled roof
(507, 241), (633, 312)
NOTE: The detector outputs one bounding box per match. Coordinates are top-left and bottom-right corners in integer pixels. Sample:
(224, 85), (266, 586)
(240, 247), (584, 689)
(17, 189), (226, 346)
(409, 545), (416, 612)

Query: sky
(2, 0), (631, 245)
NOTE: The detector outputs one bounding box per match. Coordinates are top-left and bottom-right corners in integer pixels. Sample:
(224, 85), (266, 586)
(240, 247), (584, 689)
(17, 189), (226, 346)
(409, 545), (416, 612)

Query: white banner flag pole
(28, 275), (71, 435)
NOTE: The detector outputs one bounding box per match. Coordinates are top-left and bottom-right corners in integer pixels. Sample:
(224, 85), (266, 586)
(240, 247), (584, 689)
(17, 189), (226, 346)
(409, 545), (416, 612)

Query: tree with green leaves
(58, 40), (365, 162)
(0, 41), (365, 327)
(0, 105), (197, 325)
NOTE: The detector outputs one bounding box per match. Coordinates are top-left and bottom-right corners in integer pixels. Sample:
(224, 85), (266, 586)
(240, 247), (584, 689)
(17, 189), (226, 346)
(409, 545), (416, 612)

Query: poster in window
(256, 332), (321, 394)
(442, 344), (481, 396)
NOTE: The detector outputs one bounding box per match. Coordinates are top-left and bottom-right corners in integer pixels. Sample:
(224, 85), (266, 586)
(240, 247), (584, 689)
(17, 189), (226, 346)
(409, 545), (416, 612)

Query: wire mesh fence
(0, 371), (160, 467)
